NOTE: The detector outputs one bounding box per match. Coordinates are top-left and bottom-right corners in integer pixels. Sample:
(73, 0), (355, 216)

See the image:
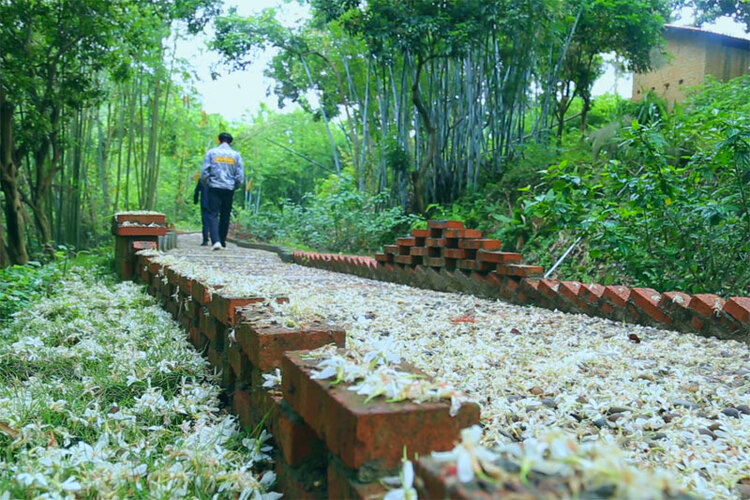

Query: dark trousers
(207, 187), (234, 245)
(200, 207), (210, 243)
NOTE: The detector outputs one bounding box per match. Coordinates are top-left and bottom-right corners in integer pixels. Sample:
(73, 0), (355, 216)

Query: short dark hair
(218, 132), (233, 144)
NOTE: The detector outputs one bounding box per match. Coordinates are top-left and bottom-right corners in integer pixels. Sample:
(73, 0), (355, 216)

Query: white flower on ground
(383, 459), (417, 500)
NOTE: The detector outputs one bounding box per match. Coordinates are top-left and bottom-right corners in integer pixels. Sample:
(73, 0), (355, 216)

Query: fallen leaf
(628, 334), (641, 344)
(0, 421), (19, 439)
(450, 315), (476, 324)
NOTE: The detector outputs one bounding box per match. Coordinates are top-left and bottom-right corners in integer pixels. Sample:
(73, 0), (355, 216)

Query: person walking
(192, 174), (210, 246)
(200, 132), (244, 250)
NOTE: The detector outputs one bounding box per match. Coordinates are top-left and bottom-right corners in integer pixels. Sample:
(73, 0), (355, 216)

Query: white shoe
(212, 242), (222, 251)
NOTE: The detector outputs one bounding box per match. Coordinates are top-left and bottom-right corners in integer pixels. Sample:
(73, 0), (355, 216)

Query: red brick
(210, 293), (266, 325)
(630, 288), (671, 324)
(658, 291), (691, 311)
(203, 315), (225, 342)
(236, 319), (346, 373)
(538, 279), (560, 300)
(415, 455), (575, 499)
(558, 281), (582, 302)
(495, 263), (544, 277)
(384, 245), (399, 255)
(442, 248), (469, 260)
(458, 259), (496, 272)
(423, 257), (446, 267)
(132, 240), (157, 251)
(428, 220), (464, 230)
(113, 225), (167, 237)
(394, 255), (421, 265)
(192, 281), (220, 306)
(410, 247), (430, 257)
(724, 297), (750, 323)
(579, 283), (605, 305)
(395, 237), (417, 247)
(227, 341), (251, 381)
(690, 315), (706, 331)
(274, 455), (327, 500)
(114, 212), (166, 225)
(425, 237), (448, 247)
(603, 285), (631, 307)
(233, 388), (254, 429)
(459, 239), (501, 250)
(476, 250), (522, 263)
(374, 253), (392, 263)
(443, 228), (466, 239)
(411, 228), (431, 238)
(275, 400), (327, 468)
(327, 459), (387, 500)
(689, 294), (725, 318)
(282, 351), (480, 470)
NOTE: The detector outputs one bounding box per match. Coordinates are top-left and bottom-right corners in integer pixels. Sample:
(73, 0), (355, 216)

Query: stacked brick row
(112, 212), (165, 279)
(375, 220), (544, 279)
(294, 220), (750, 342)
(133, 251), (482, 498)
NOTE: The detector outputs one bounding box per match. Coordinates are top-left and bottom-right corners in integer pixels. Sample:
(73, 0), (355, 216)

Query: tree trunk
(411, 54), (437, 214)
(0, 94), (29, 265)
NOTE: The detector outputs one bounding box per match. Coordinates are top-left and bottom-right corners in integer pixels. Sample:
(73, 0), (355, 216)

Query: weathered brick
(495, 263), (544, 277)
(227, 341), (251, 381)
(327, 458), (388, 500)
(274, 399), (327, 468)
(282, 351), (480, 470)
(603, 285), (631, 307)
(425, 237), (448, 247)
(724, 297), (750, 323)
(396, 237), (417, 247)
(537, 279), (561, 300)
(476, 250), (522, 263)
(203, 315), (225, 343)
(384, 245), (399, 255)
(423, 257), (446, 268)
(409, 247), (430, 257)
(428, 220), (464, 230)
(442, 248), (469, 260)
(191, 280), (219, 306)
(411, 228), (431, 238)
(458, 259), (496, 272)
(394, 255), (421, 266)
(210, 293), (267, 325)
(274, 455), (327, 500)
(630, 287), (671, 325)
(689, 294), (725, 318)
(459, 238), (501, 250)
(236, 317), (346, 373)
(415, 455), (582, 500)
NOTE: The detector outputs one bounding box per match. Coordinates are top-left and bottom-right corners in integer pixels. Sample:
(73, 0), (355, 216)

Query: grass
(0, 255), (279, 498)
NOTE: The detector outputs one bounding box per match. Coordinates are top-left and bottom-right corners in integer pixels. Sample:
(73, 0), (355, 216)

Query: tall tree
(0, 0), (219, 263)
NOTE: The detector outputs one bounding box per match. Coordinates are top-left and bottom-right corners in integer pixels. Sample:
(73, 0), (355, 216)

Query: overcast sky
(178, 3), (749, 122)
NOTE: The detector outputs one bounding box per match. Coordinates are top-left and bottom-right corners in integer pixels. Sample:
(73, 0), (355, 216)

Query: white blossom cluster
(431, 425), (686, 498)
(164, 237), (749, 498)
(0, 267), (280, 499)
(305, 342), (468, 415)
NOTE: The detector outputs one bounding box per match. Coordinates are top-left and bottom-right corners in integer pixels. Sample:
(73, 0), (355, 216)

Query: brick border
(291, 220), (749, 344)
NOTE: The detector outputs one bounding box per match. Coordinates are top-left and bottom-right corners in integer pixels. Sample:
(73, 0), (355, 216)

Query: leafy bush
(500, 77), (750, 295)
(235, 173), (420, 253)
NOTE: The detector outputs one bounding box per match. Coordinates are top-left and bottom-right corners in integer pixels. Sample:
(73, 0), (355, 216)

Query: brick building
(632, 24), (750, 103)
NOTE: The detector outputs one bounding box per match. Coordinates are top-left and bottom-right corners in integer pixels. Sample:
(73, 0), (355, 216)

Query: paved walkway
(168, 233), (750, 497)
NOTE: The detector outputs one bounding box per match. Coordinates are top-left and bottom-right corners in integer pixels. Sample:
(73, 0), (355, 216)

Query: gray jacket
(200, 143), (244, 191)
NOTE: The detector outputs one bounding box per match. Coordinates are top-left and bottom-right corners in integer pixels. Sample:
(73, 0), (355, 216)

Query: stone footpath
(156, 232), (749, 499)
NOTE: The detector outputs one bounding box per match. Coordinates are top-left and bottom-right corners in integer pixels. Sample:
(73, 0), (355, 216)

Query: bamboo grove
(212, 0), (669, 214)
(0, 0), (222, 265)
